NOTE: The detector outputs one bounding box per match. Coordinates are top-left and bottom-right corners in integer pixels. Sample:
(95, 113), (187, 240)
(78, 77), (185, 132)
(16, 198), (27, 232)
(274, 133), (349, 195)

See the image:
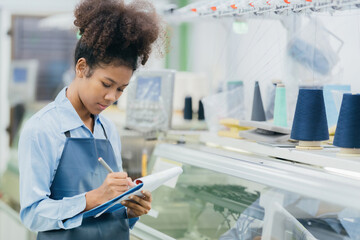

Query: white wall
(185, 17), (286, 119)
(319, 9), (360, 92)
(174, 9), (360, 121)
(1, 1), (359, 123)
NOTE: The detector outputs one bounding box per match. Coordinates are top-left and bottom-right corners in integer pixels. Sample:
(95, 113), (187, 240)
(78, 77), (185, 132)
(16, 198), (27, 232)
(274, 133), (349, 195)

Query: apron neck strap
(64, 131), (71, 138)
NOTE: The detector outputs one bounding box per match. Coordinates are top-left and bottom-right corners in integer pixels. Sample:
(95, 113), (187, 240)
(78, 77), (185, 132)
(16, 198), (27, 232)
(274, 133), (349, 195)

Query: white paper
(134, 166), (183, 193)
(151, 158), (183, 188)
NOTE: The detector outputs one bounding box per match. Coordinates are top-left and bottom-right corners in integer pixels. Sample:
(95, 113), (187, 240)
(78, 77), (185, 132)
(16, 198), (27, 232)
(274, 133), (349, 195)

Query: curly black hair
(73, 0), (162, 76)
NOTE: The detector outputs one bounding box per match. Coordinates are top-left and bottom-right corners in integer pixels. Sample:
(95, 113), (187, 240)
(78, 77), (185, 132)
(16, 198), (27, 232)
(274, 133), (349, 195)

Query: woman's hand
(122, 190), (152, 218)
(85, 172), (132, 211)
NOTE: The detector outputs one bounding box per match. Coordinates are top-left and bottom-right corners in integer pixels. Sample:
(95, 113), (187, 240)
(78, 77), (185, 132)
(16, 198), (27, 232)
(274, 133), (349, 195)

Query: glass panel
(140, 157), (360, 240)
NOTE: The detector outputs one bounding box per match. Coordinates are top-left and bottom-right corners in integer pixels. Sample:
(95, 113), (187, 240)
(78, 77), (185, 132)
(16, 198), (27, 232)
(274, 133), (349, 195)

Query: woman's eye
(117, 88), (124, 92)
(102, 82), (111, 88)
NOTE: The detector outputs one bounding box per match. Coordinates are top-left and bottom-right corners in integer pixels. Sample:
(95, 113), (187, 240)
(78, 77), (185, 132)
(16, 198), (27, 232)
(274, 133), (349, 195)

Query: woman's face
(78, 64), (133, 115)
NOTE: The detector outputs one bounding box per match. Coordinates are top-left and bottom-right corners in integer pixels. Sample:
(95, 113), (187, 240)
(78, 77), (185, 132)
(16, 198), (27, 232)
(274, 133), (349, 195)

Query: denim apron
(37, 125), (130, 240)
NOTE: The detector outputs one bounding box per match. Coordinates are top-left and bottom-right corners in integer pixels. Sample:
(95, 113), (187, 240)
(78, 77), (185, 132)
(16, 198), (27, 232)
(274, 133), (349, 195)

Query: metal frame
(169, 0), (360, 20)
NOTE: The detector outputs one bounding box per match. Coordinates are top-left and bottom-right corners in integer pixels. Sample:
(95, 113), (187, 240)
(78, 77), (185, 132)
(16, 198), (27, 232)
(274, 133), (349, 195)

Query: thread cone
(251, 81), (266, 121)
(273, 84), (287, 127)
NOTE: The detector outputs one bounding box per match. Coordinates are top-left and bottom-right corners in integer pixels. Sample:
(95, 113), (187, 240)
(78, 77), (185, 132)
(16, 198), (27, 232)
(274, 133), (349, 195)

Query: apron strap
(100, 123), (108, 139)
(64, 131), (71, 138)
(64, 122), (108, 139)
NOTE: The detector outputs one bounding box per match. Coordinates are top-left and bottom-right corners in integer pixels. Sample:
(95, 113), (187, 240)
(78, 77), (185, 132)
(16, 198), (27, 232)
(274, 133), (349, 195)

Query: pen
(98, 157), (114, 173)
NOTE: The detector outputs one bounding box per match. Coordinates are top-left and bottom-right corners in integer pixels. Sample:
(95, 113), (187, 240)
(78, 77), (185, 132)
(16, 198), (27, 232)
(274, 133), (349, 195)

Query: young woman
(18, 0), (163, 239)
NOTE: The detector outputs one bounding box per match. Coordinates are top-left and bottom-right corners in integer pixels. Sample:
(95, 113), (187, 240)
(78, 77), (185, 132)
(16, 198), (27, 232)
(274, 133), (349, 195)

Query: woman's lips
(98, 103), (109, 110)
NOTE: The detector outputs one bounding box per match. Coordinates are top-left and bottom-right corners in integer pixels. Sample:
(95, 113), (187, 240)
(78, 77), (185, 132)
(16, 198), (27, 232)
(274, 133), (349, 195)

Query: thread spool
(251, 81), (266, 121)
(184, 96), (193, 120)
(273, 83), (287, 127)
(333, 93), (360, 156)
(290, 88), (329, 150)
(198, 100), (205, 120)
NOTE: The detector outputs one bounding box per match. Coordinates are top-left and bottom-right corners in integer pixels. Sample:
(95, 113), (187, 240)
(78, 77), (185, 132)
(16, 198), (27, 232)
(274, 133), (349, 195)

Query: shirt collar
(55, 87), (104, 133)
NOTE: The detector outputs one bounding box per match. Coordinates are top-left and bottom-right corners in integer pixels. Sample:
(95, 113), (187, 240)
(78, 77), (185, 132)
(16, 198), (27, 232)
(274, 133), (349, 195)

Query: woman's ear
(75, 58), (88, 78)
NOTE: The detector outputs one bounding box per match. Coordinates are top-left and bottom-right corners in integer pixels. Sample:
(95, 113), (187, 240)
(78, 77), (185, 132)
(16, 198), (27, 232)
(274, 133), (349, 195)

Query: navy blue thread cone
(333, 94), (360, 149)
(251, 81), (266, 121)
(184, 96), (193, 120)
(290, 88), (329, 141)
(198, 100), (205, 120)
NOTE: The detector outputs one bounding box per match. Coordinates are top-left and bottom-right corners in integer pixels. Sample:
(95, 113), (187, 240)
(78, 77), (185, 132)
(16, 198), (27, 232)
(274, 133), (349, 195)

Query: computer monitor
(126, 69), (175, 132)
(8, 60), (38, 106)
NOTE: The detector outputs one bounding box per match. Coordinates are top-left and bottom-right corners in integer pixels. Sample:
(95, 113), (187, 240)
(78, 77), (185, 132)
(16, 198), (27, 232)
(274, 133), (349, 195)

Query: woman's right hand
(84, 172), (132, 211)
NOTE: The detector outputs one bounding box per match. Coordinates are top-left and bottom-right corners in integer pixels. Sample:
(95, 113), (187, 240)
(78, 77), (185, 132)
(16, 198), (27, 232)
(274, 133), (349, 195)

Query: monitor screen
(136, 76), (161, 102)
(9, 60), (38, 105)
(13, 67), (28, 83)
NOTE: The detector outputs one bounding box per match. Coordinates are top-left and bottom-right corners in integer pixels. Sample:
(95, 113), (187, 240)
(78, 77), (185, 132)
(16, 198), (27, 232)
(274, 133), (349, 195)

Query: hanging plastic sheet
(201, 86), (246, 132)
(287, 19), (343, 85)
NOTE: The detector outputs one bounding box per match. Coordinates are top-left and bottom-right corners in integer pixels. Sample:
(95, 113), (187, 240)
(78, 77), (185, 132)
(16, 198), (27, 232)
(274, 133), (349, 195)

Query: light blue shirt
(18, 87), (136, 232)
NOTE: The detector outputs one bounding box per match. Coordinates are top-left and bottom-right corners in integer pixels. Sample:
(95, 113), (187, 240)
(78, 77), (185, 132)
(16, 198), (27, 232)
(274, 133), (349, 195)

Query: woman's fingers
(127, 177), (135, 187)
(124, 202), (149, 216)
(141, 190), (152, 202)
(122, 191), (152, 217)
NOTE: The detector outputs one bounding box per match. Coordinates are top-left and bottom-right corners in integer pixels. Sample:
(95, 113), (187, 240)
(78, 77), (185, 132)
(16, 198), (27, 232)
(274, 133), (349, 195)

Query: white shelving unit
(200, 132), (360, 174)
(153, 142), (360, 210)
(133, 141), (360, 239)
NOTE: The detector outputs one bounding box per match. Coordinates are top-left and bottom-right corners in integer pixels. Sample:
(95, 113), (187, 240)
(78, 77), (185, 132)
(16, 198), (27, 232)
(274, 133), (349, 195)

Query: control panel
(126, 70), (175, 131)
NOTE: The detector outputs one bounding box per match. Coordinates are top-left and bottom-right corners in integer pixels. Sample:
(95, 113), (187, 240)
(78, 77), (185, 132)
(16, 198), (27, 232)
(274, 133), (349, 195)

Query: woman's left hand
(122, 190), (152, 218)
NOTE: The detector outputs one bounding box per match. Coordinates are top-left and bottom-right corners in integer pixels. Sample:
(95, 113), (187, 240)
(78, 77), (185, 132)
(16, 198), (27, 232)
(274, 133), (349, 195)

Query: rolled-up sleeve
(18, 121), (86, 232)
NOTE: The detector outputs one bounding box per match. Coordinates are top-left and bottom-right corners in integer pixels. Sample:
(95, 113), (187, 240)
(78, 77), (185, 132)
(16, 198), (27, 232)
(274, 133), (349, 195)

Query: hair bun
(74, 0), (164, 67)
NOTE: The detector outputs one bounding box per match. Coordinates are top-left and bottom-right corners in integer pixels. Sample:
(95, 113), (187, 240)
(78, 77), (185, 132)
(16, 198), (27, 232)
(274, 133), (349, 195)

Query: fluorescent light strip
(324, 167), (360, 179)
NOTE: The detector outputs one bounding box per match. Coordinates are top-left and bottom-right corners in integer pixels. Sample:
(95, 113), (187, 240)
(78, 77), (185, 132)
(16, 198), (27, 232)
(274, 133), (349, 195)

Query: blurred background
(2, 0), (360, 239)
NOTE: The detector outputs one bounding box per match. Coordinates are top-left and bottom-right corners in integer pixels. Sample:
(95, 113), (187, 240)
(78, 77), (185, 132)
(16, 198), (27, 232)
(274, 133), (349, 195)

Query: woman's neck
(66, 83), (94, 129)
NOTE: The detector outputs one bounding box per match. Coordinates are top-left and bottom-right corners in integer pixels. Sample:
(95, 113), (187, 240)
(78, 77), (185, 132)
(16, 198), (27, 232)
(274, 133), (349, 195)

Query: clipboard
(83, 183), (144, 218)
(83, 167), (183, 218)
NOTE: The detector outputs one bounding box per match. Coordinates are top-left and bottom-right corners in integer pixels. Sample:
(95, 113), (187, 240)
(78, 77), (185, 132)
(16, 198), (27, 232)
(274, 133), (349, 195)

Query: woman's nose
(104, 90), (117, 102)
